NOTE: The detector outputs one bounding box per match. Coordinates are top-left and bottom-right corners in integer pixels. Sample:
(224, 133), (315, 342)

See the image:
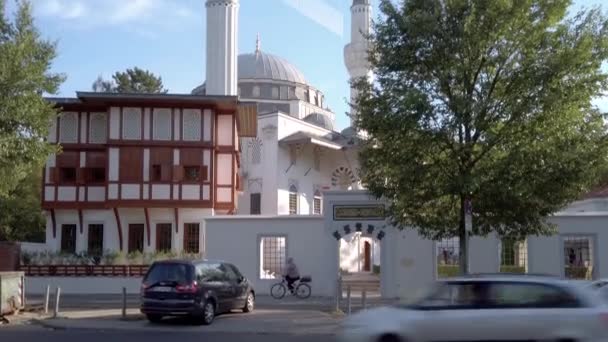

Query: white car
(340, 275), (608, 342)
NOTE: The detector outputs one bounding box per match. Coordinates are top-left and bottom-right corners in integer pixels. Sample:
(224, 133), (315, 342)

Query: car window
(222, 263), (239, 281)
(196, 263), (227, 282)
(489, 282), (582, 308)
(413, 282), (492, 308)
(144, 263), (193, 285)
(227, 264), (243, 279)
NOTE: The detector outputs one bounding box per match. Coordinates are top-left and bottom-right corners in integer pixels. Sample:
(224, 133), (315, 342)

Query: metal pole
(338, 276), (343, 300)
(346, 286), (351, 315)
(362, 289), (367, 310)
(53, 287), (60, 318)
(44, 285), (50, 314)
(335, 278), (341, 312)
(122, 287), (127, 319)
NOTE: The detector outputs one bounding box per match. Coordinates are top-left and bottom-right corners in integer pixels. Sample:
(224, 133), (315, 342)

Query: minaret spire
(205, 0), (239, 96)
(255, 33), (261, 54)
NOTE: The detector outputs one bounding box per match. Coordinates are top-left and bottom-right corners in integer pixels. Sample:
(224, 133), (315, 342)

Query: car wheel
(201, 301), (215, 325)
(146, 314), (163, 323)
(377, 334), (403, 342)
(243, 292), (255, 313)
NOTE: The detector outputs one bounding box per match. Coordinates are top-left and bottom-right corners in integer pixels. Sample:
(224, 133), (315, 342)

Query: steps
(341, 273), (380, 292)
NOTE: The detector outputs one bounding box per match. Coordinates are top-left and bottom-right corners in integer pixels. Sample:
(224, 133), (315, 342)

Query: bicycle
(270, 276), (312, 299)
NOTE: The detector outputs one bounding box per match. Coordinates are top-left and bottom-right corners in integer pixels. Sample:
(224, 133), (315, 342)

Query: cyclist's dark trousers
(286, 276), (300, 291)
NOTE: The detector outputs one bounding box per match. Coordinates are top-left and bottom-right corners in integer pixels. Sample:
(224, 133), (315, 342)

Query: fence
(20, 265), (149, 277)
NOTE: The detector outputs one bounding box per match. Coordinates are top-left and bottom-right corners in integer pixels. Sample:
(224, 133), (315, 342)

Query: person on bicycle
(283, 257), (300, 293)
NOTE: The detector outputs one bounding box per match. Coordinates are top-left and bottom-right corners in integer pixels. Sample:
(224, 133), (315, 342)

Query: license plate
(152, 286), (173, 292)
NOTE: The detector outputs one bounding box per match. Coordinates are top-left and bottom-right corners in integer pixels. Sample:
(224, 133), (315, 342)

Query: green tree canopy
(0, 0), (64, 197)
(0, 168), (45, 242)
(355, 0), (608, 272)
(92, 67), (168, 93)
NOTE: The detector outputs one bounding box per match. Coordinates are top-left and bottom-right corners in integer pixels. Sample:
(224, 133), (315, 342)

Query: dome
(303, 113), (334, 131)
(341, 126), (357, 137)
(238, 51), (307, 84)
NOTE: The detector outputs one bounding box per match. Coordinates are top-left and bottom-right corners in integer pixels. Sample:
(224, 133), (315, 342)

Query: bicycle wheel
(270, 282), (287, 299)
(295, 283), (311, 299)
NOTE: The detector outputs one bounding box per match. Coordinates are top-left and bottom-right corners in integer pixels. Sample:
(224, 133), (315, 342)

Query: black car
(140, 259), (255, 325)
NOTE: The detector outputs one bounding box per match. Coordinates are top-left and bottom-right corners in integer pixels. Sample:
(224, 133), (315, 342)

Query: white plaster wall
(109, 107), (120, 140)
(205, 216), (335, 297)
(20, 242), (50, 253)
(26, 277), (142, 295)
(121, 184), (140, 200)
(181, 185), (200, 200)
(203, 109), (212, 142)
(469, 234), (500, 273)
(44, 186), (55, 202)
(57, 187), (76, 201)
(108, 184), (118, 199)
(151, 185), (171, 200)
(108, 148), (119, 181)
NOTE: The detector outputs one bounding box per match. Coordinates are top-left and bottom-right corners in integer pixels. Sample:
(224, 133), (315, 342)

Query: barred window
(500, 239), (527, 273)
(87, 224), (104, 255)
(436, 237), (459, 278)
(260, 236), (286, 279)
(128, 224), (144, 253)
(564, 235), (594, 280)
(288, 185), (298, 215)
(153, 108), (171, 140)
(61, 224), (77, 254)
(313, 190), (322, 215)
(248, 138), (262, 165)
(89, 113), (107, 143)
(184, 223), (200, 254)
(156, 223), (172, 252)
(250, 193), (261, 215)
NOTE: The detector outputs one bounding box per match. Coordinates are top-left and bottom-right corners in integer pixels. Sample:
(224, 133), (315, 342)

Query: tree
(0, 0), (64, 197)
(92, 67), (168, 93)
(354, 0), (608, 274)
(0, 169), (45, 242)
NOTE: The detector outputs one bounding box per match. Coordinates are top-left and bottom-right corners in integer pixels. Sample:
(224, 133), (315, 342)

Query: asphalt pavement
(0, 325), (338, 342)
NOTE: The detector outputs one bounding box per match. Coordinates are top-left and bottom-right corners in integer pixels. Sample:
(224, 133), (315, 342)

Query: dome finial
(255, 33), (261, 54)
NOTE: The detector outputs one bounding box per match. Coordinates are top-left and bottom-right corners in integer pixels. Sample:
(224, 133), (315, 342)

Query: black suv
(140, 260), (255, 325)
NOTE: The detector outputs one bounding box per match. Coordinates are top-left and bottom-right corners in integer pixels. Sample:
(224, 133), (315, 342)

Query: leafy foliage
(355, 0), (608, 244)
(0, 0), (64, 197)
(0, 168), (45, 242)
(92, 67), (168, 94)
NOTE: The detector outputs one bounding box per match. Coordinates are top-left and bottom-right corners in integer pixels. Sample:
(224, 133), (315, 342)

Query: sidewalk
(30, 308), (343, 335)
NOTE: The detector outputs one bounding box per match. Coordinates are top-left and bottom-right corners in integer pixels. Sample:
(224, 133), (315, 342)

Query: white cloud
(32, 0), (198, 31)
(282, 0), (344, 37)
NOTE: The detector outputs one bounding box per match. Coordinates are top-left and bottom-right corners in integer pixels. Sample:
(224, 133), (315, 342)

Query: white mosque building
(194, 0), (378, 273)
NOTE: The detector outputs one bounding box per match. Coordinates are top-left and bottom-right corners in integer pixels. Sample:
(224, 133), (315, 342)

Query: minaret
(344, 0), (372, 128)
(205, 0), (239, 96)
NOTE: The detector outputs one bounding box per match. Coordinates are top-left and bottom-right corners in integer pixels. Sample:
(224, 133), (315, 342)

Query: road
(0, 326), (338, 342)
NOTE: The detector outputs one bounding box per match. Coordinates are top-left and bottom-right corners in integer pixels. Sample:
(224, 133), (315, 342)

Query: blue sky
(7, 0), (608, 130)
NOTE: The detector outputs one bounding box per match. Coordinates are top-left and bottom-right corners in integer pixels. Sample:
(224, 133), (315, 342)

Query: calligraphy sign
(333, 205), (385, 221)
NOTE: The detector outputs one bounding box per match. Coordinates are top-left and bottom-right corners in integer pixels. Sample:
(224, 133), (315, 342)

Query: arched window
(288, 185), (298, 215)
(248, 138), (263, 165)
(331, 166), (357, 190)
(313, 190), (322, 215)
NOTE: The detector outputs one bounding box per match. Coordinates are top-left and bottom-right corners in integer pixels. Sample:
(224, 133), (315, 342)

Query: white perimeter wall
(204, 215), (336, 297)
(25, 277), (142, 295)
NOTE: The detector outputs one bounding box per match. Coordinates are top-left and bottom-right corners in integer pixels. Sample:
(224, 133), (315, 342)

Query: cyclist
(283, 257), (300, 293)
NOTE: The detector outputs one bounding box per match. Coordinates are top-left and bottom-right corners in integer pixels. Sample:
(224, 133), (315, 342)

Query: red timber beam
(78, 209), (84, 234)
(113, 208), (124, 251)
(144, 208), (151, 247)
(174, 208), (179, 233)
(50, 209), (57, 239)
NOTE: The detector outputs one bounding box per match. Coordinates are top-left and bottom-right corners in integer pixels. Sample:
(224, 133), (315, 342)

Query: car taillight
(176, 281), (198, 293)
(599, 312), (608, 326)
(141, 283), (149, 294)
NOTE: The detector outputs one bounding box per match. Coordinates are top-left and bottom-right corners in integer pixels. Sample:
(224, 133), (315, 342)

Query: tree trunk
(459, 195), (469, 275)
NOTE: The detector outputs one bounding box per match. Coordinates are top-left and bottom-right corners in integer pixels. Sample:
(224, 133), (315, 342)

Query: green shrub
(500, 265), (526, 273)
(437, 265), (460, 278)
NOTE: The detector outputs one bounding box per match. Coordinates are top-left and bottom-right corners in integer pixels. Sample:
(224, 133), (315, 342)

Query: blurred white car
(340, 275), (608, 342)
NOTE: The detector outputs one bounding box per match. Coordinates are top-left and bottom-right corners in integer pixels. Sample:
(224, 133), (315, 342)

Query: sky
(5, 0), (608, 131)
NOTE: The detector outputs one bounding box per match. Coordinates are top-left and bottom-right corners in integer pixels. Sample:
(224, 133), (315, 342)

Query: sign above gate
(333, 204), (386, 221)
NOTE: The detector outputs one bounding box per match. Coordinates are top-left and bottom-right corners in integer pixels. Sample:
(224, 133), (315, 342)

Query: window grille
(313, 190), (322, 215)
(184, 223), (200, 254)
(89, 113), (107, 143)
(153, 108), (171, 140)
(436, 237), (459, 278)
(122, 108), (142, 140)
(250, 193), (261, 215)
(59, 113), (78, 143)
(87, 224), (104, 255)
(260, 236), (286, 279)
(61, 224), (77, 254)
(156, 224), (172, 252)
(564, 235), (594, 280)
(128, 224), (144, 253)
(248, 138), (263, 165)
(288, 185), (298, 215)
(182, 109), (201, 141)
(500, 239), (527, 273)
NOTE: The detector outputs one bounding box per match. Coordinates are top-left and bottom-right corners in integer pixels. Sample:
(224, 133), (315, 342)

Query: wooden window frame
(87, 224), (104, 256)
(128, 224), (145, 254)
(61, 224), (77, 254)
(250, 193), (261, 215)
(183, 223), (200, 254)
(155, 223), (172, 252)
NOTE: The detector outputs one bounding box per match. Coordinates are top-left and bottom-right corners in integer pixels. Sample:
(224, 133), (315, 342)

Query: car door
(414, 281), (509, 341)
(222, 263), (244, 309)
(227, 264), (248, 306)
(199, 263), (234, 312)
